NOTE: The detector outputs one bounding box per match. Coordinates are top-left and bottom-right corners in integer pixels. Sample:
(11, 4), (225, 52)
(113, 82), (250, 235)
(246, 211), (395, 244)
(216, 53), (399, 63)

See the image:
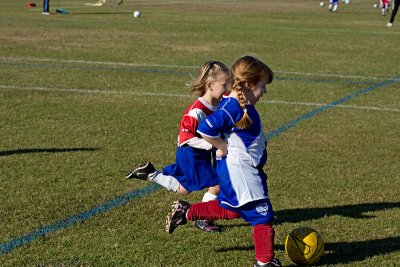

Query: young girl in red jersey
(381, 0), (391, 16)
(126, 61), (230, 232)
(165, 56), (281, 267)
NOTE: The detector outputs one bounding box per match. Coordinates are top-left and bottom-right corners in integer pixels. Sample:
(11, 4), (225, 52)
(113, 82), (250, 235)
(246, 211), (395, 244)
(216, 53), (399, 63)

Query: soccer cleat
(253, 258), (282, 267)
(56, 8), (69, 14)
(42, 11), (51, 15)
(166, 200), (190, 234)
(387, 22), (393, 27)
(194, 220), (222, 233)
(125, 161), (156, 180)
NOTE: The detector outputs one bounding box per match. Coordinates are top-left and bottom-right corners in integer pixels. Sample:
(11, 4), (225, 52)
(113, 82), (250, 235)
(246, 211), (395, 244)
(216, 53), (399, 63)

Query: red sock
(253, 224), (275, 263)
(187, 200), (240, 221)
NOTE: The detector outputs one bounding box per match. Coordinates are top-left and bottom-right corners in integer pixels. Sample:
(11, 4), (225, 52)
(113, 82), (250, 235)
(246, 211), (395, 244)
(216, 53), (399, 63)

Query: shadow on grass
(274, 202), (400, 224)
(216, 202), (400, 265)
(0, 147), (99, 157)
(221, 202), (399, 228)
(320, 237), (400, 265)
(216, 237), (400, 265)
(219, 222), (249, 229)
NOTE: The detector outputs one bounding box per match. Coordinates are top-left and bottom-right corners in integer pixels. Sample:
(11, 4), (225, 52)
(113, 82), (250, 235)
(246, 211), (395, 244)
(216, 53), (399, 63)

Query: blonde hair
(231, 55), (274, 129)
(189, 61), (230, 97)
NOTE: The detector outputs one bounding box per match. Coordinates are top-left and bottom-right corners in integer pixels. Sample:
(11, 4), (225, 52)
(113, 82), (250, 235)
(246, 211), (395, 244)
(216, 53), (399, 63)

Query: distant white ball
(320, 2), (325, 7)
(373, 3), (378, 8)
(133, 10), (141, 18)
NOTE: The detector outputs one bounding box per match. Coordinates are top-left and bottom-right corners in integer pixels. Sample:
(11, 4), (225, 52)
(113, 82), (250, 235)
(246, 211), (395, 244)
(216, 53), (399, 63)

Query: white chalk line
(0, 56), (391, 81)
(0, 56), (196, 70)
(1, 84), (398, 113)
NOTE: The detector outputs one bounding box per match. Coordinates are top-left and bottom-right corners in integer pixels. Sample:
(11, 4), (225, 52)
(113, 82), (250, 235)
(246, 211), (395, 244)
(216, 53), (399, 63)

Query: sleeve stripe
(221, 108), (235, 124)
(187, 108), (206, 121)
(197, 130), (220, 139)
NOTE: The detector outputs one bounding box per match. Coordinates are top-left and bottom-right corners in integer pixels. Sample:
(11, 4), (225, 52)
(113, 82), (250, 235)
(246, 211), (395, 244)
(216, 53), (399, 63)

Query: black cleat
(125, 161), (156, 180)
(194, 220), (222, 233)
(166, 200), (190, 234)
(253, 258), (282, 267)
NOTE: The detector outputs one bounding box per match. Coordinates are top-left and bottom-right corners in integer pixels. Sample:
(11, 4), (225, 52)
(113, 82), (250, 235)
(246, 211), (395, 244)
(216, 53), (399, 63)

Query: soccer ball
(373, 3), (379, 8)
(285, 226), (324, 265)
(320, 2), (324, 7)
(133, 10), (141, 18)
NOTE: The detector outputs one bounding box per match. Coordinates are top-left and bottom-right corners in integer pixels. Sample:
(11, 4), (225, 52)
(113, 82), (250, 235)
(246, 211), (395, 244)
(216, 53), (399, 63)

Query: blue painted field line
(267, 77), (399, 140)
(0, 183), (161, 255)
(1, 77), (398, 256)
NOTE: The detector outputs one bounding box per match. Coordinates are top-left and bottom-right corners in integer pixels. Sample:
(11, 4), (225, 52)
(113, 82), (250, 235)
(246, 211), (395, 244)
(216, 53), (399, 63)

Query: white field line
(0, 56), (391, 81)
(0, 56), (196, 70)
(1, 84), (399, 113)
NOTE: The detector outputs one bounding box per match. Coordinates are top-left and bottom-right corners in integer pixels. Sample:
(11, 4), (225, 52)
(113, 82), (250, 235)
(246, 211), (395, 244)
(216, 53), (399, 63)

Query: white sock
(149, 172), (180, 192)
(202, 191), (217, 202)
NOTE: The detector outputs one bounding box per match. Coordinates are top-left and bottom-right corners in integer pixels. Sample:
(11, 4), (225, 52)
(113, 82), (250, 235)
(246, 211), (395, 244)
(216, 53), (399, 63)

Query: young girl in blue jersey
(126, 60), (230, 232)
(329, 0), (339, 12)
(166, 56), (281, 267)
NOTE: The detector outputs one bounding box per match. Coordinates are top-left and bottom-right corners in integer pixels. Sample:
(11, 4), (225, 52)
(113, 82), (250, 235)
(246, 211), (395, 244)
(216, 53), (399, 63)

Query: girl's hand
(216, 146), (228, 158)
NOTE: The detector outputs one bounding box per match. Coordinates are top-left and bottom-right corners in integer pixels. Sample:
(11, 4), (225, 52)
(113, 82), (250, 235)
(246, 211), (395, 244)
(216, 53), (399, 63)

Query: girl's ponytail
(233, 78), (253, 129)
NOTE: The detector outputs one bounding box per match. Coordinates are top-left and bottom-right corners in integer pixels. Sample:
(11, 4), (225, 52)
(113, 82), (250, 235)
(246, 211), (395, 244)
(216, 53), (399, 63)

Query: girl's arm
(200, 135), (228, 158)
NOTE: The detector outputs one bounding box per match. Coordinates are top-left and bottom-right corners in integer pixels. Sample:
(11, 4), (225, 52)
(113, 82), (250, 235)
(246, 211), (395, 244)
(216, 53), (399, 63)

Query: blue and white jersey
(197, 95), (269, 209)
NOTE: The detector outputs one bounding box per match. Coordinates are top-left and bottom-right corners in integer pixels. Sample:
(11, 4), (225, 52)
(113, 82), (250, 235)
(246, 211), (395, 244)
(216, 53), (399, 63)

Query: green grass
(1, 0), (399, 266)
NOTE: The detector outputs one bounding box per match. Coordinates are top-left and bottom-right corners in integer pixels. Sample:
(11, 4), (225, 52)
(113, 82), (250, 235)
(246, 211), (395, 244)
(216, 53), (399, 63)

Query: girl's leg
(187, 200), (240, 221)
(43, 0), (50, 13)
(202, 185), (219, 202)
(253, 224), (275, 263)
(126, 162), (188, 194)
(150, 172), (187, 194)
(166, 200), (239, 234)
(390, 0), (399, 23)
(195, 185), (221, 232)
(333, 3), (338, 12)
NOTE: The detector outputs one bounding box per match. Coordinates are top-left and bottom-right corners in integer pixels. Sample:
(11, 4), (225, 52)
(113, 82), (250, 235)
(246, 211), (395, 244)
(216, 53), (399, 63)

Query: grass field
(0, 0), (399, 266)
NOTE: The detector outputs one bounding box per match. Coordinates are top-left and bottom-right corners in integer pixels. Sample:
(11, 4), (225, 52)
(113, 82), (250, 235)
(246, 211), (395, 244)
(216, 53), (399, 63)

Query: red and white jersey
(178, 97), (217, 149)
(381, 0), (389, 5)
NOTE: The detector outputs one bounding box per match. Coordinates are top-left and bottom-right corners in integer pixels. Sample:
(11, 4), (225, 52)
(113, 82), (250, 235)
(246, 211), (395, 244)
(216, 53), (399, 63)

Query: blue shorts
(162, 146), (218, 192)
(221, 198), (274, 226)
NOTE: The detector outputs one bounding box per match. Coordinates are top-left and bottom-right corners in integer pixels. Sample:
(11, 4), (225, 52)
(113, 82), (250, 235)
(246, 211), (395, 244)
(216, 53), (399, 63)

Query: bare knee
(208, 185), (220, 195)
(177, 185), (190, 196)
